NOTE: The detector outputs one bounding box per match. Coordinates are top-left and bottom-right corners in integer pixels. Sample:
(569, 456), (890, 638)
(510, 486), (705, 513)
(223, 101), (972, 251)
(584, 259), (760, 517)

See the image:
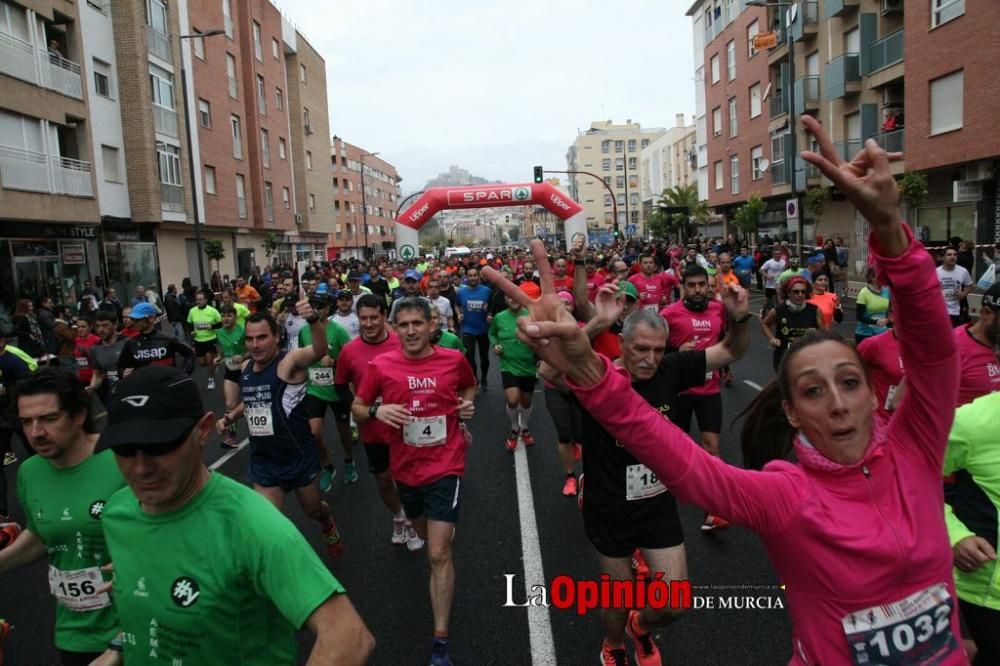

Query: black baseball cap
(98, 366), (206, 452)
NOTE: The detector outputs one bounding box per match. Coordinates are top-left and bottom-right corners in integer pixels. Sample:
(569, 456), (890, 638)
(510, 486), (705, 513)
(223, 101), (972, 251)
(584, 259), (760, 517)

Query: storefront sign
(0, 222), (97, 239)
(753, 32), (778, 50)
(62, 243), (86, 265)
(953, 181), (983, 203)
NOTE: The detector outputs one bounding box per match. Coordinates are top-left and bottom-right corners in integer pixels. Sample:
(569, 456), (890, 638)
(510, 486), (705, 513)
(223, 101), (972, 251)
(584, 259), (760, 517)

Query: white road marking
(743, 380), (764, 392)
(209, 438), (249, 470)
(513, 443), (557, 665)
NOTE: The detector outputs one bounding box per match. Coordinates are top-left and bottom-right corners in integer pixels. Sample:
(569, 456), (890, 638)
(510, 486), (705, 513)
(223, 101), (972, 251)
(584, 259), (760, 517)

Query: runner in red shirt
(334, 294), (421, 550)
(629, 253), (679, 313)
(583, 258), (606, 303)
(72, 317), (101, 385)
(857, 328), (905, 419)
(352, 297), (476, 666)
(953, 285), (1000, 406)
(552, 257), (575, 292)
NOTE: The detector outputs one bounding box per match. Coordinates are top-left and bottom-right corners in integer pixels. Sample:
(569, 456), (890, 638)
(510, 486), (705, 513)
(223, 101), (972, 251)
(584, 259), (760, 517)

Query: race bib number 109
(246, 405), (274, 437)
(842, 583), (958, 665)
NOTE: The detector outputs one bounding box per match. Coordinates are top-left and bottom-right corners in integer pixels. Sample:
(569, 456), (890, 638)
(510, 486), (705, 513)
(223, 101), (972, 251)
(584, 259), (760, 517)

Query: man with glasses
(0, 368), (123, 665)
(92, 366), (374, 664)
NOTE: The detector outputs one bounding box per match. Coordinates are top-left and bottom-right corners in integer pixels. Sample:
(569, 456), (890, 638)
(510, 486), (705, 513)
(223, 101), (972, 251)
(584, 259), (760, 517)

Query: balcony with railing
(160, 183), (184, 212)
(835, 139), (862, 162)
(793, 76), (820, 114)
(0, 32), (83, 100)
(824, 0), (859, 19)
(0, 146), (93, 197)
(770, 90), (788, 119)
(789, 1), (819, 41)
(874, 128), (904, 153)
(824, 53), (860, 100)
(867, 29), (903, 74)
(152, 105), (178, 137)
(147, 25), (171, 61)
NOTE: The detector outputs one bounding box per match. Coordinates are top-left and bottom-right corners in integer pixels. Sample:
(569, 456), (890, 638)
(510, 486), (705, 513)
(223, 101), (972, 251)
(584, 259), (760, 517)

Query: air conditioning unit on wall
(304, 124), (313, 135)
(294, 213), (303, 224)
(882, 0), (903, 14)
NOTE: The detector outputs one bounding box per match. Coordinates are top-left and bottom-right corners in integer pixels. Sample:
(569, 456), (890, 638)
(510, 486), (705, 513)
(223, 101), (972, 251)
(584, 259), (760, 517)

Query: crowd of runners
(0, 117), (999, 665)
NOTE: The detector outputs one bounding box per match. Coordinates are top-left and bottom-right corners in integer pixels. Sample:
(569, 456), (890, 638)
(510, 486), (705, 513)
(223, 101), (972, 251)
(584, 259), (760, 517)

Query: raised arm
(279, 297), (327, 383)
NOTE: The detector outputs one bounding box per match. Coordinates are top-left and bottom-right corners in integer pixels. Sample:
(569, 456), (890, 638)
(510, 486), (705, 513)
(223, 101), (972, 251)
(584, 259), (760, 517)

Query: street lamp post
(178, 29), (225, 287)
(359, 151), (379, 260)
(541, 169), (619, 236)
(747, 0), (800, 255)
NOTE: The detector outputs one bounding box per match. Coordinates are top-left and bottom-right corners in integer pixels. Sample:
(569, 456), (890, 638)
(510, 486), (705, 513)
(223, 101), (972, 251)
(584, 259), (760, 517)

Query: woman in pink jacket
(484, 115), (965, 665)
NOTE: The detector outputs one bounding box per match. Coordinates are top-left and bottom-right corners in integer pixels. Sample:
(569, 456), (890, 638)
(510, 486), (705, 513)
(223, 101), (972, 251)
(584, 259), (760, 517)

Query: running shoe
(344, 461), (358, 484)
(701, 514), (730, 532)
(573, 443), (582, 461)
(221, 432), (240, 450)
(430, 637), (451, 666)
(392, 517), (407, 545)
(626, 611), (661, 666)
(631, 549), (651, 579)
(506, 430), (519, 452)
(0, 524), (21, 551)
(562, 475), (578, 497)
(320, 466), (336, 493)
(322, 521), (344, 558)
(600, 640), (629, 666)
(520, 430), (536, 446)
(405, 522), (425, 551)
(2, 453), (15, 467)
(206, 377), (215, 391)
(577, 473), (585, 511)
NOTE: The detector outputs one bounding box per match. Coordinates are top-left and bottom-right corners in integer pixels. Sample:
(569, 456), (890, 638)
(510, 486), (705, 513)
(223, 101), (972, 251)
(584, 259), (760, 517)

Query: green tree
(898, 171), (928, 211)
(264, 232), (280, 263)
(805, 187), (831, 235)
(508, 226), (521, 242)
(204, 239), (225, 275)
(655, 184), (705, 240)
(731, 194), (766, 238)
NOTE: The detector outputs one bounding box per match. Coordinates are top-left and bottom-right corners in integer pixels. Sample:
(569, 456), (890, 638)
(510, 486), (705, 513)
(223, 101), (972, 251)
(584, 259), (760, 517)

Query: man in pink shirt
(583, 258), (606, 302)
(334, 294), (424, 551)
(662, 264), (730, 531)
(351, 297), (477, 666)
(629, 253), (679, 314)
(953, 284), (1000, 406)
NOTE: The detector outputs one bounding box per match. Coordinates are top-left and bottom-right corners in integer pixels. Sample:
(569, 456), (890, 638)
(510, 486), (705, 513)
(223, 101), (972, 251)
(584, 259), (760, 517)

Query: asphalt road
(1, 296), (860, 665)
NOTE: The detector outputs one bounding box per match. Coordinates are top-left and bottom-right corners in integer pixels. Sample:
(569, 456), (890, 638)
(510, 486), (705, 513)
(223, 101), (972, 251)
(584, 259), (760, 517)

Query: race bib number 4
(842, 583), (958, 665)
(308, 367), (335, 386)
(625, 464), (666, 501)
(403, 416), (447, 447)
(48, 566), (111, 612)
(246, 405), (274, 437)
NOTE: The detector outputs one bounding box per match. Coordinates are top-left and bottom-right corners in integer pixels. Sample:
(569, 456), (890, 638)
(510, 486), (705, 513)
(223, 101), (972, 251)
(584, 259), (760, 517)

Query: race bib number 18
(625, 464), (666, 501)
(246, 405), (274, 437)
(842, 583), (958, 665)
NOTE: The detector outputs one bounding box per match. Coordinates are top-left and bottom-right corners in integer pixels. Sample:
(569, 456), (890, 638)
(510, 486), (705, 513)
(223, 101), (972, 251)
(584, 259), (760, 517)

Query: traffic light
(533, 166), (544, 183)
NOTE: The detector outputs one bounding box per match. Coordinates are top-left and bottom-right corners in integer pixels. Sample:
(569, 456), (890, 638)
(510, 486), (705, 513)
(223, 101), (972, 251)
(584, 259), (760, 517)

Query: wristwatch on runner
(368, 402), (380, 420)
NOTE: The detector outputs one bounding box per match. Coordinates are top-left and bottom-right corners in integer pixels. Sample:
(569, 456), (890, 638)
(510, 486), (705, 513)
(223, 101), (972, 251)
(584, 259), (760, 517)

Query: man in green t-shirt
(185, 290), (222, 391)
(214, 305), (246, 450)
(430, 304), (466, 352)
(298, 292), (355, 490)
(219, 289), (250, 326)
(488, 296), (539, 451)
(0, 368), (124, 664)
(92, 366), (374, 665)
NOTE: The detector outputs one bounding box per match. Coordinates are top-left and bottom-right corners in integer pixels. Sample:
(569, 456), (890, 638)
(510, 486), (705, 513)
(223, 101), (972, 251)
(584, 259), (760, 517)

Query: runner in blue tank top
(216, 290), (346, 558)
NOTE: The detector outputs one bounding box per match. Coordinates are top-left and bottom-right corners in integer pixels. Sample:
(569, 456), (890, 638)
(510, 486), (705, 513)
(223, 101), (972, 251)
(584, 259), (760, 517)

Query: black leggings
(960, 599), (1000, 666)
(59, 650), (105, 666)
(462, 333), (490, 383)
(544, 386), (583, 444)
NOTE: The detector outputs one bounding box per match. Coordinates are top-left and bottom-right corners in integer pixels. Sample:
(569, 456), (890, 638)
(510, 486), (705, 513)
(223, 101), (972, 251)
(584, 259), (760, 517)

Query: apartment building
(640, 113), (698, 234)
(691, 0), (998, 281)
(331, 137), (402, 260)
(0, 0), (101, 312)
(565, 120), (666, 237)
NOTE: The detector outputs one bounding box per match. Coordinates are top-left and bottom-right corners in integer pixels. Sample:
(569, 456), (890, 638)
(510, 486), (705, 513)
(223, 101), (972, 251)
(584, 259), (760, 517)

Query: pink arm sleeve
(568, 356), (805, 535)
(873, 226), (959, 470)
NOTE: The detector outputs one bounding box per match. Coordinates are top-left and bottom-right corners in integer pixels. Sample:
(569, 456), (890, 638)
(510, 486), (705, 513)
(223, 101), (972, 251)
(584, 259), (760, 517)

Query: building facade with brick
(331, 137), (402, 260)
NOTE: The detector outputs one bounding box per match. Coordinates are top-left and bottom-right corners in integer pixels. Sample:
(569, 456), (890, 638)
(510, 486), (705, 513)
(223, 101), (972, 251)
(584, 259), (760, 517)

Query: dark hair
(356, 294), (387, 314)
(682, 265), (708, 284)
(12, 367), (96, 433)
(219, 304), (236, 316)
(394, 297), (431, 322)
(737, 330), (865, 470)
(94, 310), (118, 326)
(245, 311), (279, 335)
(77, 315), (95, 328)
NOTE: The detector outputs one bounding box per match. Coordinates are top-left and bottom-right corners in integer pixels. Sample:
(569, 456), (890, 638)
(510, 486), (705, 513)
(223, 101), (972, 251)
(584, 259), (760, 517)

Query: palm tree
(655, 184), (709, 241)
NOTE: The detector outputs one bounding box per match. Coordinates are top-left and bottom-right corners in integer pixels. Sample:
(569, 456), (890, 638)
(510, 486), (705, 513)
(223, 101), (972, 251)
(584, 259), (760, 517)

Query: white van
(444, 246), (472, 258)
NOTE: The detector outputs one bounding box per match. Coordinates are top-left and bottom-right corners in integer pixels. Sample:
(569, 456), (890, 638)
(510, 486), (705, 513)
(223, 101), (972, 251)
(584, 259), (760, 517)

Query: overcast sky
(276, 0), (696, 193)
